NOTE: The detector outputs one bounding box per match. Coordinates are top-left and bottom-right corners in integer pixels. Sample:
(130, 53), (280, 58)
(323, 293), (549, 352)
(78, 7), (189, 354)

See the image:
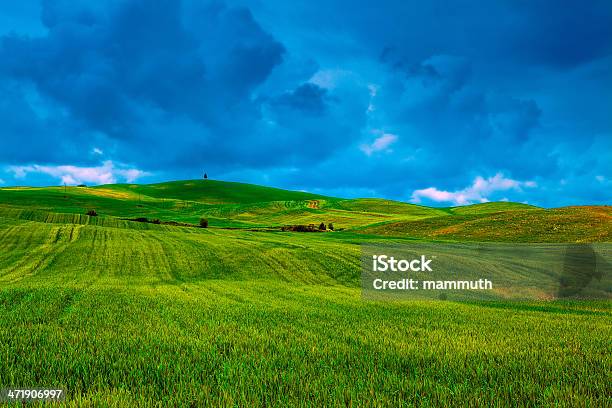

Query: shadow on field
(558, 244), (603, 297)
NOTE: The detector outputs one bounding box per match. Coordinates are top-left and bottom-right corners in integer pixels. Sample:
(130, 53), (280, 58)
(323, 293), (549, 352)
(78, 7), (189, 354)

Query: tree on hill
(203, 172), (208, 179)
(319, 222), (326, 231)
(199, 218), (209, 228)
(328, 223), (334, 231)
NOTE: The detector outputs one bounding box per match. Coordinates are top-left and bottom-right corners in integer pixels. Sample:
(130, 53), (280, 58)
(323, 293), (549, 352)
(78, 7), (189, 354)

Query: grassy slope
(0, 216), (610, 406)
(99, 179), (327, 203)
(6, 180), (609, 242)
(1, 179), (609, 242)
(0, 180), (449, 229)
(0, 180), (611, 406)
(446, 201), (539, 215)
(359, 206), (612, 242)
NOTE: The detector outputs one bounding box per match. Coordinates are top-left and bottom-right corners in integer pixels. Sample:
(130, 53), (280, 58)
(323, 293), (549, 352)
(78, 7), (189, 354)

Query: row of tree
(281, 222), (334, 232)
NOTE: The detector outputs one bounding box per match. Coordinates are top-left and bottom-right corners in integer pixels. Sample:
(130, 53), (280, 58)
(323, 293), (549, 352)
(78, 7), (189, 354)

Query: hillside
(0, 180), (448, 229)
(0, 179), (610, 406)
(0, 180), (612, 242)
(1, 180), (610, 242)
(358, 206), (612, 242)
(446, 201), (540, 215)
(98, 179), (327, 204)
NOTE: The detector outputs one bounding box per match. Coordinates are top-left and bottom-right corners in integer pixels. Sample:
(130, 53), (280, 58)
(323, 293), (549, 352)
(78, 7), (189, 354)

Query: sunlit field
(1, 181), (610, 406)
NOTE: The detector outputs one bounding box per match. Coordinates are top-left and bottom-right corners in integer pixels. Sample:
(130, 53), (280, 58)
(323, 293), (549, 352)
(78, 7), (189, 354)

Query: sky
(0, 0), (610, 207)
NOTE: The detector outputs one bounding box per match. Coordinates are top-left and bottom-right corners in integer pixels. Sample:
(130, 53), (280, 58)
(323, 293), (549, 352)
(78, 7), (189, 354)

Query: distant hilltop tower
(203, 172), (208, 180)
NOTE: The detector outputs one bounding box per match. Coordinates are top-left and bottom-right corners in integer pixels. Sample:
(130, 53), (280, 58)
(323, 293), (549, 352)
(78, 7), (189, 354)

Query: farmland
(0, 180), (610, 406)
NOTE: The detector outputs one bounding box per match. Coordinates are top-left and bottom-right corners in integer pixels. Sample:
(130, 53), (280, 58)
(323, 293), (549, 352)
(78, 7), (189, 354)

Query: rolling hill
(358, 206), (612, 242)
(0, 179), (610, 406)
(97, 179), (328, 204)
(1, 179), (610, 242)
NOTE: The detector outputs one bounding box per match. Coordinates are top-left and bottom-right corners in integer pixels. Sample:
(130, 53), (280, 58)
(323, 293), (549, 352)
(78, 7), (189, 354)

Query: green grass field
(0, 180), (610, 406)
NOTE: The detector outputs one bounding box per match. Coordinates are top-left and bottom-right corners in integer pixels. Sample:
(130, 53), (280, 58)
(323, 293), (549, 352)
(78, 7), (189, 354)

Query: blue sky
(0, 0), (610, 207)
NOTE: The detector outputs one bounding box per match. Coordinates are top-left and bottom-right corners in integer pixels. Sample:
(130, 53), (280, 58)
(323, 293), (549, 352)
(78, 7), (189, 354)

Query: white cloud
(309, 69), (353, 89)
(10, 166), (31, 179)
(8, 160), (148, 185)
(360, 132), (398, 155)
(116, 168), (148, 183)
(367, 84), (378, 97)
(367, 84), (379, 112)
(411, 173), (536, 205)
(92, 147), (104, 155)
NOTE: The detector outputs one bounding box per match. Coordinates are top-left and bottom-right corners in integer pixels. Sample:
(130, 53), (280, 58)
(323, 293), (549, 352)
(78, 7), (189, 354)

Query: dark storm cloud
(271, 83), (329, 115)
(0, 0), (610, 206)
(1, 1), (283, 133)
(257, 0), (612, 68)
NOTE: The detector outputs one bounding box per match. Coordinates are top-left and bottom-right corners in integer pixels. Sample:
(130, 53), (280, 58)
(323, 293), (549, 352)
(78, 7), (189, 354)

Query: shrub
(319, 222), (326, 231)
(199, 218), (209, 228)
(152, 219), (161, 224)
(134, 217), (148, 223)
(86, 209), (98, 217)
(281, 225), (320, 232)
(77, 184), (87, 187)
(328, 223), (334, 231)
